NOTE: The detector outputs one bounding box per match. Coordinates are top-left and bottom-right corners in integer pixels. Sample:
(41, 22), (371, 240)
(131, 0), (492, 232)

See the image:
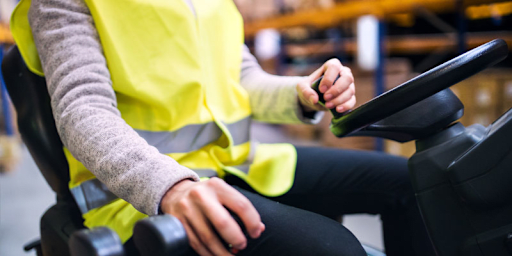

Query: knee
(310, 225), (367, 256)
(236, 188), (367, 256)
(263, 215), (367, 256)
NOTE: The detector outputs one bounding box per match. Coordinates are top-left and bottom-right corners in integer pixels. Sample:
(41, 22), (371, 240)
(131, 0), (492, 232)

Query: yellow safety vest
(11, 0), (297, 242)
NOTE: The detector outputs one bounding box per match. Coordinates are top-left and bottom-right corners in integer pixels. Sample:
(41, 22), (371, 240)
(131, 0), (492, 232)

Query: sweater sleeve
(240, 45), (324, 124)
(28, 0), (199, 216)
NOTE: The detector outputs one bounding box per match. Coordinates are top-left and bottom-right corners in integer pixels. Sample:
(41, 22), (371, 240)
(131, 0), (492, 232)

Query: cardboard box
(282, 123), (318, 141)
(235, 0), (335, 21)
(234, 0), (278, 21)
(471, 111), (494, 127)
(384, 140), (416, 158)
(501, 81), (512, 113)
(282, 0), (335, 13)
(450, 71), (503, 127)
(451, 80), (473, 126)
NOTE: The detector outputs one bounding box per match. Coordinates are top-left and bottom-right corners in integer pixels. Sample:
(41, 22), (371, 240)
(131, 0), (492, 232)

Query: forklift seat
(1, 46), (187, 256)
(1, 46), (122, 256)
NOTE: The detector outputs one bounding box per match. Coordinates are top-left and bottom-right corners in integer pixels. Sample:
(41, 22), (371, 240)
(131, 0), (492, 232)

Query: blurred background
(1, 0), (512, 255)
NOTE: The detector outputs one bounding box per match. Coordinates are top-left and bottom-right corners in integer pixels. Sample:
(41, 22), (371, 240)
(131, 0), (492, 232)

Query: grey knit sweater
(28, 0), (322, 216)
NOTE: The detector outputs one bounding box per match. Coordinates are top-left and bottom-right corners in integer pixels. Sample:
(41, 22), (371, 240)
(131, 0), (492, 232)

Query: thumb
(297, 80), (319, 105)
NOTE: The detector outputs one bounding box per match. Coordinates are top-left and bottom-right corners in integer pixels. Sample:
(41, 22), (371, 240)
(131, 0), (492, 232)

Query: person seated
(11, 0), (435, 255)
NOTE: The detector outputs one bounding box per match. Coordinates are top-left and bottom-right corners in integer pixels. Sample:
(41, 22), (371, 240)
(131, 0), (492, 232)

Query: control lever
(69, 227), (125, 256)
(133, 215), (191, 256)
(310, 75), (350, 135)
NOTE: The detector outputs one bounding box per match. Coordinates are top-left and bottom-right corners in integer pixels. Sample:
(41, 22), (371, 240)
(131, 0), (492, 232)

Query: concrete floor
(0, 123), (384, 255)
(0, 146), (54, 256)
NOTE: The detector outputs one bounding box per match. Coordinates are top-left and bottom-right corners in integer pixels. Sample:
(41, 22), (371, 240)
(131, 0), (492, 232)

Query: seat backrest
(1, 46), (71, 198)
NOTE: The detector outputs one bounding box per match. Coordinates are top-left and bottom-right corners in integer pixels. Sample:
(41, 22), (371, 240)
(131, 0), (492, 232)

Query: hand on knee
(160, 178), (265, 256)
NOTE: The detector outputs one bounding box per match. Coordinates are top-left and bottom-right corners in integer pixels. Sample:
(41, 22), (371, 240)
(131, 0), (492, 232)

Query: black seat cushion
(1, 46), (71, 197)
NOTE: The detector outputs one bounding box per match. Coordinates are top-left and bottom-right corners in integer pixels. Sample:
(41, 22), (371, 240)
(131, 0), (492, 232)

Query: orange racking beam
(0, 24), (14, 45)
(244, 0), (510, 37)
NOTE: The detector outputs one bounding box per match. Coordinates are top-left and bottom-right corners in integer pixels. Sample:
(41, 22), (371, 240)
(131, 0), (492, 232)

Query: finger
(325, 83), (355, 109)
(195, 180), (248, 250)
(297, 81), (318, 105)
(180, 217), (215, 256)
(319, 59), (342, 93)
(308, 65), (328, 83)
(324, 67), (354, 101)
(186, 208), (233, 256)
(199, 198), (247, 250)
(216, 182), (264, 239)
(298, 82), (328, 111)
(337, 95), (357, 113)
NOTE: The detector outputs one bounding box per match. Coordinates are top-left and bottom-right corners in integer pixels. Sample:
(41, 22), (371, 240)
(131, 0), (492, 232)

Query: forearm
(29, 0), (199, 215)
(240, 45), (323, 124)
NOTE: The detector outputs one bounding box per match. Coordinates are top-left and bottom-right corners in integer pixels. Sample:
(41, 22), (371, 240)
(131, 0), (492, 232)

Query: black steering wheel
(312, 39), (509, 137)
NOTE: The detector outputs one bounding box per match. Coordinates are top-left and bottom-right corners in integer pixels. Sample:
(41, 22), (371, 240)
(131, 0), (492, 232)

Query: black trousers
(127, 147), (436, 256)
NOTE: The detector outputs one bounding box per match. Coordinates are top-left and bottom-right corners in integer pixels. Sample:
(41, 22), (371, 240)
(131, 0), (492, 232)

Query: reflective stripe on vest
(71, 179), (118, 215)
(71, 168), (245, 214)
(12, 0), (299, 242)
(136, 117), (251, 154)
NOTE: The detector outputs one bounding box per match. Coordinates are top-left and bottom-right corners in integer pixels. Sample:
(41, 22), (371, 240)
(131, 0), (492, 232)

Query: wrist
(160, 179), (195, 214)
